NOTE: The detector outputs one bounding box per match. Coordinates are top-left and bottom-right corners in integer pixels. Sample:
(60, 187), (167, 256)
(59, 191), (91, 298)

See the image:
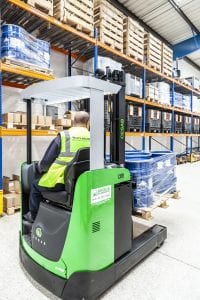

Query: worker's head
(73, 111), (90, 128)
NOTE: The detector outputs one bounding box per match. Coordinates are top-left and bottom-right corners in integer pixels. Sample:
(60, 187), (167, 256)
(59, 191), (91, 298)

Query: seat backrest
(64, 147), (90, 206)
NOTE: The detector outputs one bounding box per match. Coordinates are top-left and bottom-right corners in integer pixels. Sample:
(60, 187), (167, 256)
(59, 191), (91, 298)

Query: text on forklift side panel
(91, 185), (112, 204)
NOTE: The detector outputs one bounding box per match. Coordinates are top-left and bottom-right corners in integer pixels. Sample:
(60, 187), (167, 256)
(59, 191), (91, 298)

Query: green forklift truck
(20, 74), (167, 300)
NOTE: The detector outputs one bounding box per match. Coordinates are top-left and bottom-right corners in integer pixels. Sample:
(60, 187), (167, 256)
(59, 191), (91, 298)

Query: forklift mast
(110, 71), (125, 166)
(95, 68), (126, 166)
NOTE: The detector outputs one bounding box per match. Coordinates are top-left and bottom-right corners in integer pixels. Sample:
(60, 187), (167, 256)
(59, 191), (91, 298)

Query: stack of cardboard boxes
(54, 111), (76, 129)
(3, 175), (21, 215)
(2, 112), (53, 129)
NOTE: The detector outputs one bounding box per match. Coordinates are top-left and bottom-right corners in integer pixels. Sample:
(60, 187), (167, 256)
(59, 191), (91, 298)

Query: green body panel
(21, 167), (130, 279)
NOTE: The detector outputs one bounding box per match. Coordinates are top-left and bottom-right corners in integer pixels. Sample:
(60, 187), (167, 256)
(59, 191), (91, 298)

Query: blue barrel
(125, 158), (153, 208)
(125, 151), (151, 159)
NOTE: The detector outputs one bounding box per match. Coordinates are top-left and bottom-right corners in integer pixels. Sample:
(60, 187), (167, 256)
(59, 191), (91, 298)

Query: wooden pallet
(134, 199), (168, 220)
(144, 33), (162, 71)
(94, 0), (123, 52)
(2, 123), (27, 129)
(146, 96), (159, 102)
(134, 191), (180, 220)
(2, 57), (52, 75)
(177, 156), (188, 164)
(32, 124), (55, 130)
(54, 0), (94, 35)
(25, 0), (53, 16)
(123, 17), (144, 62)
(2, 123), (55, 130)
(162, 43), (173, 76)
(55, 125), (71, 130)
(6, 206), (20, 216)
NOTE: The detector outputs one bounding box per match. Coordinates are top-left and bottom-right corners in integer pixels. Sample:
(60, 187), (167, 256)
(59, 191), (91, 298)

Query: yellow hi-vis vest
(39, 127), (90, 188)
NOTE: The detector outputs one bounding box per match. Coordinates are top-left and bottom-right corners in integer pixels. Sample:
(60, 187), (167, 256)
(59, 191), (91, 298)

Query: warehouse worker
(24, 111), (90, 223)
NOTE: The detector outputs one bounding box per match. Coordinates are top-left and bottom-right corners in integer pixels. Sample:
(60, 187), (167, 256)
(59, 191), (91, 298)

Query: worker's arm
(37, 135), (61, 173)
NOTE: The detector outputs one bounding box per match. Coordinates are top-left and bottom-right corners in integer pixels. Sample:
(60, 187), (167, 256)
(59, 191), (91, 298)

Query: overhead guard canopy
(21, 75), (121, 103)
(22, 75), (121, 171)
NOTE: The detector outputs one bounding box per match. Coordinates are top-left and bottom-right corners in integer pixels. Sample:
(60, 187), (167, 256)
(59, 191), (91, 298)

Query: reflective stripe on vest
(38, 127), (90, 188)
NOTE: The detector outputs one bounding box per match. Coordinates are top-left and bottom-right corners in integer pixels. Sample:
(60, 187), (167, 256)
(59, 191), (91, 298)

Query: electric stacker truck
(20, 75), (167, 300)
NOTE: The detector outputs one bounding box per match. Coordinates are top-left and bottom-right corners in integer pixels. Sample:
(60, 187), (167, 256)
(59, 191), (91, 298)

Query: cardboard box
(55, 119), (71, 127)
(14, 193), (20, 207)
(32, 115), (38, 125)
(3, 193), (21, 212)
(3, 176), (16, 193)
(2, 113), (14, 123)
(37, 116), (45, 125)
(13, 112), (21, 123)
(3, 193), (16, 209)
(3, 175), (20, 193)
(21, 113), (27, 124)
(45, 116), (52, 126)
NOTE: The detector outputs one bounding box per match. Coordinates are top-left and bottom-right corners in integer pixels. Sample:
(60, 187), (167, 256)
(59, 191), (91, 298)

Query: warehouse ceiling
(115, 0), (200, 67)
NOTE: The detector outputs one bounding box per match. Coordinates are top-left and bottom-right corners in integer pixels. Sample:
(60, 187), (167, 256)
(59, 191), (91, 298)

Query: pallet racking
(1, 0), (200, 213)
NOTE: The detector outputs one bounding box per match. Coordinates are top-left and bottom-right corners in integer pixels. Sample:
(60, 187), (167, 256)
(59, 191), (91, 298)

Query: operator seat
(41, 147), (90, 209)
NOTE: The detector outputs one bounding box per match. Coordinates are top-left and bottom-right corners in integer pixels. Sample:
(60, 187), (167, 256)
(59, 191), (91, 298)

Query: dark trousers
(29, 179), (65, 218)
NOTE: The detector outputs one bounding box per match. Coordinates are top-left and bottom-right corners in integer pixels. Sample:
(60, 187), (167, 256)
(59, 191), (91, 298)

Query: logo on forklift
(120, 118), (125, 140)
(91, 185), (112, 204)
(35, 227), (42, 238)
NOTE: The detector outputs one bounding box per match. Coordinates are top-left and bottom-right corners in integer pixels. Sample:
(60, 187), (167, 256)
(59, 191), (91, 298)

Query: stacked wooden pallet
(54, 0), (94, 35)
(94, 0), (124, 52)
(25, 0), (53, 15)
(123, 17), (144, 62)
(162, 43), (173, 77)
(144, 33), (162, 72)
(2, 57), (52, 75)
(134, 191), (180, 220)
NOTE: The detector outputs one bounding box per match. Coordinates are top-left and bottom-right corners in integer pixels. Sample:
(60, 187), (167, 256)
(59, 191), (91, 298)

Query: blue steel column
(190, 92), (193, 154)
(0, 71), (2, 186)
(68, 49), (72, 110)
(94, 28), (98, 75)
(0, 66), (3, 214)
(142, 69), (146, 150)
(170, 81), (175, 151)
(186, 136), (189, 154)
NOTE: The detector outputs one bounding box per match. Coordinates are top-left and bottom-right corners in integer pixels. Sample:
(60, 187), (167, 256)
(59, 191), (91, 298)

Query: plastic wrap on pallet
(84, 56), (122, 74)
(1, 24), (50, 70)
(125, 150), (177, 208)
(151, 82), (170, 105)
(171, 92), (183, 108)
(192, 96), (200, 113)
(151, 151), (177, 199)
(182, 95), (191, 110)
(125, 74), (142, 98)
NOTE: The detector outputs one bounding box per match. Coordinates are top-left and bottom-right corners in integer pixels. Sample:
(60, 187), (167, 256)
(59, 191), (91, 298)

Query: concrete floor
(1, 162), (200, 300)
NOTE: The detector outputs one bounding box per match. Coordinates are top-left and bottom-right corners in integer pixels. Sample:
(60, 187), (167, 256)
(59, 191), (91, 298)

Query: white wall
(174, 59), (200, 80)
